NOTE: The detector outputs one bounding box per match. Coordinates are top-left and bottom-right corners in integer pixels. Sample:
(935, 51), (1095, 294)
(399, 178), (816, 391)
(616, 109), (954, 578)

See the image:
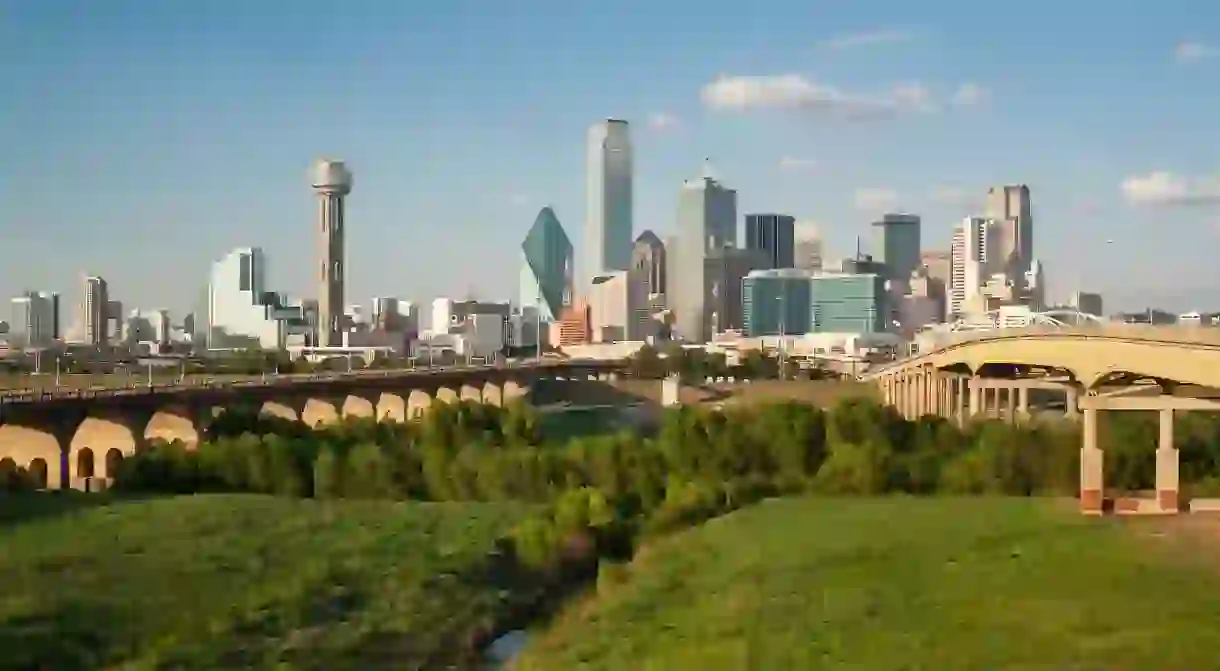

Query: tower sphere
(311, 159), (353, 194)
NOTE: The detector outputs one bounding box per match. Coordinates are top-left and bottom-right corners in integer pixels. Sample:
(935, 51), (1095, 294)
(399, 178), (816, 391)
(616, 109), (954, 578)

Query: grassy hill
(0, 494), (536, 670)
(514, 497), (1220, 670)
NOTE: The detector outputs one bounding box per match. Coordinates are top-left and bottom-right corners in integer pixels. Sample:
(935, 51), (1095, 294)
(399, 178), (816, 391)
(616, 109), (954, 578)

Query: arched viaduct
(862, 325), (1220, 515)
(0, 361), (626, 492)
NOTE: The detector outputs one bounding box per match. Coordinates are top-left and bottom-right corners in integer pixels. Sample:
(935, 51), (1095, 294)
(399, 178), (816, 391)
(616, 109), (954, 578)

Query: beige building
(589, 271), (628, 342)
(81, 275), (109, 346)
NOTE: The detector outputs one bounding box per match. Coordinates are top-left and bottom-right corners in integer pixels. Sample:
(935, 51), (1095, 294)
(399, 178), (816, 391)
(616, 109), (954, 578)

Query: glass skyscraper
(519, 207), (574, 321)
(584, 119), (633, 285)
(743, 271), (888, 336)
(743, 269), (814, 336)
(745, 213), (796, 269)
(872, 213), (921, 288)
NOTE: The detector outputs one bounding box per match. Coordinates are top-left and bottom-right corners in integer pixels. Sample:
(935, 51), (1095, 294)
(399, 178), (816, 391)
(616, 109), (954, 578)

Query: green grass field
(0, 494), (536, 670)
(514, 497), (1220, 671)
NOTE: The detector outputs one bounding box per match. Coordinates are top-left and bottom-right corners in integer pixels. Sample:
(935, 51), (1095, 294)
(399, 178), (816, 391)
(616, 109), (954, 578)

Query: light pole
(146, 362), (153, 388)
(54, 356), (61, 388)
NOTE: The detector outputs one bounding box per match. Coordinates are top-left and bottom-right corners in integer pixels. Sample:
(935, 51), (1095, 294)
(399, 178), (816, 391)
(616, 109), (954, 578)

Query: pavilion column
(968, 379), (982, 417)
(1065, 387), (1078, 417)
(1156, 408), (1179, 513)
(1018, 387), (1030, 417)
(1080, 407), (1104, 515)
(1006, 387), (1017, 422)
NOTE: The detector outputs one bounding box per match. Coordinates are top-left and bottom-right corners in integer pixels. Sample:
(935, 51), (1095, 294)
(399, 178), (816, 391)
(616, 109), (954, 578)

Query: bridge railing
(0, 359), (624, 406)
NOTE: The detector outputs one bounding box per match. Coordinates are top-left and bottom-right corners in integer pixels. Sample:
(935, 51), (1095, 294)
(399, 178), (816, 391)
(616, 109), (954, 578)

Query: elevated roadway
(860, 324), (1220, 515)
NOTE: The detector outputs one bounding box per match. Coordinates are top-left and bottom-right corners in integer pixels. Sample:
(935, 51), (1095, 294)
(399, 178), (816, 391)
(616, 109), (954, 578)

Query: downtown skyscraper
(583, 119), (633, 289)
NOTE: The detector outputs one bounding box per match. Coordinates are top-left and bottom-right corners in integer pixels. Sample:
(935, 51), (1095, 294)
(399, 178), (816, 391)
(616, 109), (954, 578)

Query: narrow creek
(484, 629), (530, 669)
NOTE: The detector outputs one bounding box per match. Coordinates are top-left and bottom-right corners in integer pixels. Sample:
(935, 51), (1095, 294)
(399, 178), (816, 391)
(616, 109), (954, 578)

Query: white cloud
(821, 29), (914, 51)
(854, 188), (898, 211)
(1175, 41), (1217, 64)
(778, 156), (819, 170)
(700, 74), (935, 121)
(950, 83), (987, 107)
(647, 111), (681, 130)
(1121, 171), (1220, 206)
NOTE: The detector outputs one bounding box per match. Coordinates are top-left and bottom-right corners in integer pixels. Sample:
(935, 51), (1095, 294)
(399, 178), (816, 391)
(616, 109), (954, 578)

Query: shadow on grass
(0, 601), (130, 671)
(0, 491), (159, 530)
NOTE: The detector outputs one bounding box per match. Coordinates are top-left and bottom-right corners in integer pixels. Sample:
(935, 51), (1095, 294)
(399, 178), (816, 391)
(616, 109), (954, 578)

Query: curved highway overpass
(862, 325), (1220, 516)
(865, 325), (1220, 389)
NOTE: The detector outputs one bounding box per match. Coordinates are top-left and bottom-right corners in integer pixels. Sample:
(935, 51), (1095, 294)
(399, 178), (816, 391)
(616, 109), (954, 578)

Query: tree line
(0, 397), (1191, 565)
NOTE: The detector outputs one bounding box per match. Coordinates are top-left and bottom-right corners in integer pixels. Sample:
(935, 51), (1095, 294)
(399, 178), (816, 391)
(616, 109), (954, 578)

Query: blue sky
(3, 0), (1219, 317)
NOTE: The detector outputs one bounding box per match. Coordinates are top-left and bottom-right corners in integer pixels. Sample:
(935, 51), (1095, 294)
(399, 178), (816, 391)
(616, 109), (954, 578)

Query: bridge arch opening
(0, 457), (16, 487)
(105, 448), (124, 479)
(28, 458), (48, 489)
(77, 448), (96, 479)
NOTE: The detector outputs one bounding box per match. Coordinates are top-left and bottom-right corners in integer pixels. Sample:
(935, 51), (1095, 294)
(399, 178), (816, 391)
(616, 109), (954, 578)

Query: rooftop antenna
(702, 157), (715, 181)
(855, 235), (863, 260)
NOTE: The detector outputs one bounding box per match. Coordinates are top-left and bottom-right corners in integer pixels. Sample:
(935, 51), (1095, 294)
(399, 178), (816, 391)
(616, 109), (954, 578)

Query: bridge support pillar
(968, 379), (982, 418)
(1080, 407), (1104, 515)
(1156, 408), (1179, 513)
(1065, 387), (1079, 417)
(955, 377), (967, 425)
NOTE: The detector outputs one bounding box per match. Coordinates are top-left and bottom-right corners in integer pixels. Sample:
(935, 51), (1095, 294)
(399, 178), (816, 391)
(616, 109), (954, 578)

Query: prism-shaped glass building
(519, 207), (574, 321)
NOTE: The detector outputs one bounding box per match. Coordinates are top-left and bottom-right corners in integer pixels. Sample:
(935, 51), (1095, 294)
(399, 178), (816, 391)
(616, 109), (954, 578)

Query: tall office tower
(206, 247), (283, 349)
(82, 275), (109, 345)
(794, 221), (824, 271)
(745, 213), (796, 269)
(312, 159), (353, 347)
(871, 213), (921, 291)
(672, 174), (737, 343)
(985, 184), (1033, 282)
(627, 231), (666, 341)
(948, 217), (997, 320)
(584, 119), (633, 286)
(9, 291), (59, 347)
(519, 206), (575, 321)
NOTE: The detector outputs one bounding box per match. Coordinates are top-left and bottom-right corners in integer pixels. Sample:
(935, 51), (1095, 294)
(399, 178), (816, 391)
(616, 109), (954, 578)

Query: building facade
(627, 231), (666, 341)
(704, 247), (764, 336)
(588, 271), (628, 342)
(82, 275), (109, 346)
(745, 213), (796, 269)
(584, 119), (633, 285)
(204, 248), (306, 350)
(9, 291), (59, 347)
(810, 273), (889, 334)
(672, 175), (737, 343)
(743, 269), (814, 337)
(872, 213), (921, 290)
(794, 222), (824, 272)
(519, 206), (574, 321)
(985, 184), (1033, 284)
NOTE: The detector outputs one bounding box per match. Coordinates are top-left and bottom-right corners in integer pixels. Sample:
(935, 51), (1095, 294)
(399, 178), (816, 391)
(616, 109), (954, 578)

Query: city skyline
(5, 1), (1220, 313)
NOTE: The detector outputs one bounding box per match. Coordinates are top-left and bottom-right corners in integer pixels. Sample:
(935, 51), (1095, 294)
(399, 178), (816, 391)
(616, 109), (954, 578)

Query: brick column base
(1080, 489), (1104, 515)
(1157, 489), (1179, 513)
